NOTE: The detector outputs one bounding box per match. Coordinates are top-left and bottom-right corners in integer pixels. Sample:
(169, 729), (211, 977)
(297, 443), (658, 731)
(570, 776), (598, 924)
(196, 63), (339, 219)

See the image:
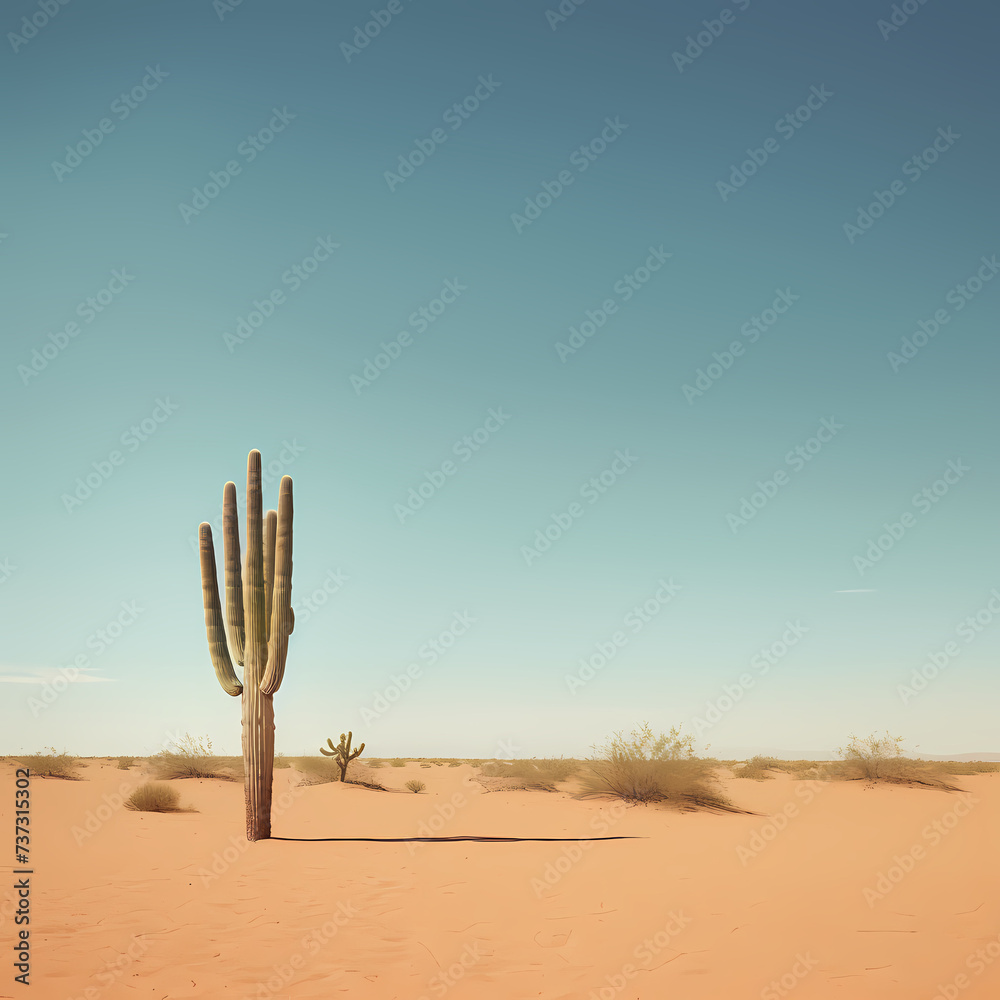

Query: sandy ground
(3, 759), (1000, 1000)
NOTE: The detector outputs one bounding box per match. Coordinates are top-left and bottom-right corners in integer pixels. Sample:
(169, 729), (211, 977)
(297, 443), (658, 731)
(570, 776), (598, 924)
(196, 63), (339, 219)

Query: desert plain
(3, 756), (1000, 1000)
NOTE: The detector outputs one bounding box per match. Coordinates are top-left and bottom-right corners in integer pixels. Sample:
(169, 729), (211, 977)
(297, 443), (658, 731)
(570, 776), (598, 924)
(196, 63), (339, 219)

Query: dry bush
(580, 723), (741, 812)
(390, 759), (407, 767)
(480, 758), (582, 791)
(367, 759), (386, 768)
(116, 756), (136, 770)
(937, 761), (1000, 775)
(273, 754), (290, 769)
(832, 731), (960, 789)
(405, 780), (426, 793)
(150, 734), (240, 781)
(17, 748), (80, 779)
(293, 756), (385, 788)
(732, 755), (778, 780)
(125, 782), (189, 813)
(448, 761), (461, 767)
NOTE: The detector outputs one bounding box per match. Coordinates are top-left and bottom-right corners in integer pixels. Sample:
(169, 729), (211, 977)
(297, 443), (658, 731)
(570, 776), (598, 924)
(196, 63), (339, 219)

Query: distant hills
(714, 748), (1000, 762)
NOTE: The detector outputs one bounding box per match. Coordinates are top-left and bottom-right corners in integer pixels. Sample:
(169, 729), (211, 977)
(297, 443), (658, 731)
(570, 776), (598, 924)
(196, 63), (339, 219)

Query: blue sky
(2, 0), (998, 759)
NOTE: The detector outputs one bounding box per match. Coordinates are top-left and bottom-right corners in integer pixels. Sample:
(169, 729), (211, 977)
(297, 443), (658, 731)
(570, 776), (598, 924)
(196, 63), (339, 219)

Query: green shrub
(405, 780), (426, 793)
(125, 782), (187, 813)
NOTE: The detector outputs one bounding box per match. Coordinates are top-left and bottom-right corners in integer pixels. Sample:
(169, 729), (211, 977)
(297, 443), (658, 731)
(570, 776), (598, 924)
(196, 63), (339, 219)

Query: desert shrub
(937, 761), (1000, 774)
(293, 756), (341, 784)
(151, 733), (239, 781)
(580, 722), (738, 812)
(448, 761), (461, 767)
(488, 758), (582, 790)
(390, 760), (406, 767)
(125, 782), (186, 813)
(17, 747), (80, 779)
(833, 732), (961, 789)
(420, 763), (432, 768)
(367, 759), (385, 768)
(405, 779), (426, 793)
(274, 754), (290, 769)
(733, 755), (778, 780)
(117, 756), (136, 770)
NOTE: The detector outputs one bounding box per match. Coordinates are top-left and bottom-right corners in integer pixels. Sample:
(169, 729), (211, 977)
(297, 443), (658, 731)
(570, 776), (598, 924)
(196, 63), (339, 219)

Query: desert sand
(5, 759), (1000, 1000)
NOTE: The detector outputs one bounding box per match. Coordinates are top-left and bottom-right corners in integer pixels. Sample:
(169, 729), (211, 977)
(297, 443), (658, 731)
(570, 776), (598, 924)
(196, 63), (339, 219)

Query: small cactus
(320, 731), (365, 781)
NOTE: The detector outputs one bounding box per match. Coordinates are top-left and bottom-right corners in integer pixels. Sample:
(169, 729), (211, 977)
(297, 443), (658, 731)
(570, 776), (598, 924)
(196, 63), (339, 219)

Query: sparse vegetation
(390, 759), (406, 767)
(733, 755), (778, 780)
(17, 747), (80, 779)
(580, 722), (740, 812)
(125, 782), (188, 813)
(274, 754), (291, 768)
(937, 760), (1000, 774)
(319, 732), (365, 781)
(833, 732), (962, 790)
(151, 733), (240, 781)
(405, 780), (426, 793)
(476, 757), (581, 791)
(116, 756), (136, 770)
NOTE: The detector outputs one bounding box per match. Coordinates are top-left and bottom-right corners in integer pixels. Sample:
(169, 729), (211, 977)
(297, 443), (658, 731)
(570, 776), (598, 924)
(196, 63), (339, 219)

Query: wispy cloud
(0, 666), (114, 684)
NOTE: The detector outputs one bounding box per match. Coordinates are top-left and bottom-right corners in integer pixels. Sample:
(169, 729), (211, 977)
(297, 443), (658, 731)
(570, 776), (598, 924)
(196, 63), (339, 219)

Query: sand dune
(6, 759), (1000, 999)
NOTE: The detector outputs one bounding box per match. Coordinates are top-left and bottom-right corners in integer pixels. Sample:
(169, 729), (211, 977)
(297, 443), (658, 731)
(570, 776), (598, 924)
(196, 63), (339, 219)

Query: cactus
(199, 450), (294, 841)
(320, 731), (365, 781)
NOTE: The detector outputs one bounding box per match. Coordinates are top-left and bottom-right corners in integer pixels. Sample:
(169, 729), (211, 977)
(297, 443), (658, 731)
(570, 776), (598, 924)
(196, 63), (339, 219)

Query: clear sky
(2, 0), (998, 759)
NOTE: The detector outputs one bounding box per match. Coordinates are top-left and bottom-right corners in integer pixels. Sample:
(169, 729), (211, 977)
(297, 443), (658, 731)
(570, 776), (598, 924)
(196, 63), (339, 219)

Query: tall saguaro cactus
(199, 450), (294, 841)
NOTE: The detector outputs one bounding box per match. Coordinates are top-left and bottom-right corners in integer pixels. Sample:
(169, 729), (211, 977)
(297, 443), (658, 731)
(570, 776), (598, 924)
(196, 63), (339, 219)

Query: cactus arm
(243, 451), (267, 681)
(263, 509), (276, 642)
(261, 477), (293, 696)
(222, 481), (246, 667)
(199, 522), (243, 696)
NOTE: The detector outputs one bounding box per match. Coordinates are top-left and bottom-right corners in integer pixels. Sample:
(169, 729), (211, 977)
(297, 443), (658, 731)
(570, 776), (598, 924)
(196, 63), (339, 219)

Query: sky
(2, 0), (998, 760)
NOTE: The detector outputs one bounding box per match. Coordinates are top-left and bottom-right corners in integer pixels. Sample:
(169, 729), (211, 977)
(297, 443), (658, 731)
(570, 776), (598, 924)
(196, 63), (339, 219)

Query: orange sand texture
(5, 759), (1000, 999)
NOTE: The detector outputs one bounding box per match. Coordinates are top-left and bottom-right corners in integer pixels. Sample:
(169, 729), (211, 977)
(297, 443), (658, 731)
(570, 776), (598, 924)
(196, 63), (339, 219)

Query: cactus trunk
(199, 450), (294, 841)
